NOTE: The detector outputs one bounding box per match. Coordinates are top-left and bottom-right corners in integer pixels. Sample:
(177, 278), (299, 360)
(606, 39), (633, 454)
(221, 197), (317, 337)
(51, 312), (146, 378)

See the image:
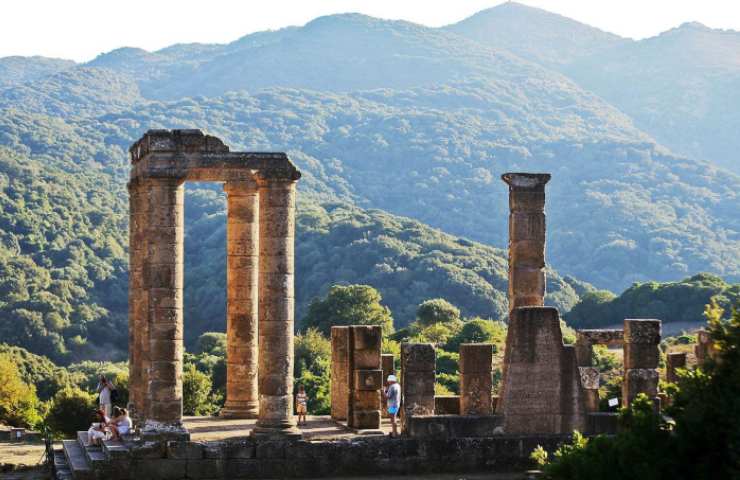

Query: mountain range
(0, 2), (738, 361)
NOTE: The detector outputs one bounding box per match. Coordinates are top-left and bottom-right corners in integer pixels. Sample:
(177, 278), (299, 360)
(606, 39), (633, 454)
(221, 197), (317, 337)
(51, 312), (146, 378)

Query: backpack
(110, 388), (119, 403)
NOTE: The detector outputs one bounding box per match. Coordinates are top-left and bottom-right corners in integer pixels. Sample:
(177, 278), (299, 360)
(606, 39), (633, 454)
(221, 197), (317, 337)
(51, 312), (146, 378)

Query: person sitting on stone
(295, 384), (308, 426)
(384, 374), (401, 437)
(108, 407), (132, 440)
(87, 409), (110, 446)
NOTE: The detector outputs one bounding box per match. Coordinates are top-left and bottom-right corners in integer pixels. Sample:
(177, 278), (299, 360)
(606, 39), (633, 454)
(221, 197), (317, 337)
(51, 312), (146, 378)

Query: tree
(294, 329), (332, 414)
(302, 285), (394, 335)
(47, 386), (96, 438)
(182, 363), (216, 416)
(445, 318), (506, 352)
(195, 332), (226, 356)
(416, 299), (461, 327)
(0, 354), (42, 428)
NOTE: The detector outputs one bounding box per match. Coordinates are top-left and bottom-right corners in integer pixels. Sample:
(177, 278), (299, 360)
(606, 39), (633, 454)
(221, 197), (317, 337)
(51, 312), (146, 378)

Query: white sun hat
(387, 374), (398, 382)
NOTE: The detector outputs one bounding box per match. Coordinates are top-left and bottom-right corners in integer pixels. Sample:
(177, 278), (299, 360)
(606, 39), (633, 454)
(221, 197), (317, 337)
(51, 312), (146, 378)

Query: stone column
(622, 319), (661, 408)
(666, 352), (687, 384)
(331, 326), (350, 421)
(145, 179), (186, 435)
(400, 343), (435, 420)
(222, 181), (260, 418)
(459, 343), (493, 415)
(695, 330), (717, 365)
(127, 179), (149, 424)
(348, 326), (383, 430)
(381, 354), (395, 417)
(501, 173), (551, 313)
(254, 177), (301, 438)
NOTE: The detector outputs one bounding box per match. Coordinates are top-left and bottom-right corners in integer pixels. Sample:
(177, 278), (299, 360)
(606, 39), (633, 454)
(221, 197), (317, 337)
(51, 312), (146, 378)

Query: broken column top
(624, 319), (661, 344)
(501, 173), (551, 191)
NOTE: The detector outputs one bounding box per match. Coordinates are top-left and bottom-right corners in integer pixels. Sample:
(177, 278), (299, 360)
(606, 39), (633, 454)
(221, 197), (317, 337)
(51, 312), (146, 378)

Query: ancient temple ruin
(127, 129), (301, 439)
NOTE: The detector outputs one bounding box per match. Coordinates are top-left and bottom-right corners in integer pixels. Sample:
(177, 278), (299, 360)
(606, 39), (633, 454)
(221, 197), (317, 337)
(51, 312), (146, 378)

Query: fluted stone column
(501, 173), (551, 313)
(127, 179), (149, 424)
(254, 177), (301, 438)
(144, 179), (187, 436)
(222, 181), (260, 418)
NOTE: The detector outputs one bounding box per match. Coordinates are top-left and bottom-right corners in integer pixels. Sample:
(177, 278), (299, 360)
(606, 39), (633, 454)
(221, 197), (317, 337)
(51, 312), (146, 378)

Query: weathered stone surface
(331, 327), (350, 420)
(401, 343), (436, 421)
(434, 396), (461, 415)
(405, 415), (501, 439)
(575, 329), (624, 366)
(347, 326), (383, 430)
(666, 352), (687, 384)
(624, 343), (660, 369)
(459, 343), (494, 374)
(381, 354), (395, 417)
(460, 373), (493, 416)
(498, 307), (587, 434)
(354, 369), (383, 391)
(586, 413), (619, 435)
(624, 319), (661, 344)
(166, 441), (204, 460)
(622, 368), (659, 406)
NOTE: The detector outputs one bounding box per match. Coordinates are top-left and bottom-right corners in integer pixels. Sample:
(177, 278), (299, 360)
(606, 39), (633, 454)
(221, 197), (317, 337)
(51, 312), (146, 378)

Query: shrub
(46, 386), (96, 438)
(182, 364), (217, 416)
(416, 299), (461, 327)
(0, 354), (42, 428)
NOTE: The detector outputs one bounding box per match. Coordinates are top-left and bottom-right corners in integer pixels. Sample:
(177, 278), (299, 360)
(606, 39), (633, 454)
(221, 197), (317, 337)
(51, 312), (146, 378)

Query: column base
(250, 425), (302, 441)
(141, 420), (190, 441)
(220, 400), (259, 419)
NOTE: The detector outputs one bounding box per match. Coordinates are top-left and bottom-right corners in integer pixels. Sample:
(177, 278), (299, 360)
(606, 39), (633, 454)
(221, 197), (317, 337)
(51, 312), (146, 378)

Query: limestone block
(623, 343), (660, 370)
(331, 327), (350, 420)
(624, 319), (661, 344)
(351, 410), (381, 430)
(622, 368), (659, 406)
(401, 343), (435, 372)
(403, 371), (436, 397)
(460, 373), (493, 416)
(225, 441), (256, 459)
(353, 349), (381, 371)
(459, 343), (493, 374)
(166, 441), (204, 460)
(354, 369), (383, 391)
(351, 390), (381, 410)
(434, 396), (461, 415)
(666, 352), (687, 383)
(351, 325), (382, 352)
(509, 268), (546, 299)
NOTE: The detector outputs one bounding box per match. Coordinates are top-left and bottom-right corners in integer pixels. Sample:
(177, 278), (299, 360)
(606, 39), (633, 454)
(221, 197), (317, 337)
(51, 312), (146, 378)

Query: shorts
(387, 406), (399, 415)
(296, 404), (307, 415)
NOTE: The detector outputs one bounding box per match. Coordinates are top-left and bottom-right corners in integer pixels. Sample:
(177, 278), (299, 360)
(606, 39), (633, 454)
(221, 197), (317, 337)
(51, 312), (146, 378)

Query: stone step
(62, 439), (94, 480)
(54, 449), (73, 480)
(102, 439), (131, 460)
(76, 431), (110, 468)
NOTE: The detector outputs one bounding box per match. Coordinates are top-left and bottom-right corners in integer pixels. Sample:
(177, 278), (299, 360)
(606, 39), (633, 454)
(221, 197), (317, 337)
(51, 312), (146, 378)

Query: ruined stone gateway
(127, 129), (301, 439)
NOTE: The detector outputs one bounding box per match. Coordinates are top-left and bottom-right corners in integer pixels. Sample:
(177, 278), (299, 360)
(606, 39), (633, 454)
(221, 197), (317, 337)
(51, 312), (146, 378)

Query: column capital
(255, 169), (301, 186)
(224, 178), (259, 195)
(501, 173), (551, 191)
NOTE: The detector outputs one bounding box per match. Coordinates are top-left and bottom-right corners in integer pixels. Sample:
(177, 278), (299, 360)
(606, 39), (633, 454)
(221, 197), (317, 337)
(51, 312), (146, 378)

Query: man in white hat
(384, 374), (401, 437)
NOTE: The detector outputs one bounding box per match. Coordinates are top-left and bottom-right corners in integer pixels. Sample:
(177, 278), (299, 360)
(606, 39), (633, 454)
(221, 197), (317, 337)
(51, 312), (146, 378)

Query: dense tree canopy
(302, 284), (394, 335)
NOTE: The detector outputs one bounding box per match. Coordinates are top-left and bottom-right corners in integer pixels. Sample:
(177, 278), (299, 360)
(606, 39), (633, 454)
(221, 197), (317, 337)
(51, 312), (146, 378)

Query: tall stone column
(144, 178), (187, 436)
(331, 327), (350, 421)
(127, 179), (149, 424)
(501, 173), (551, 312)
(400, 343), (436, 420)
(348, 326), (383, 430)
(622, 319), (661, 408)
(254, 177), (301, 438)
(222, 181), (260, 418)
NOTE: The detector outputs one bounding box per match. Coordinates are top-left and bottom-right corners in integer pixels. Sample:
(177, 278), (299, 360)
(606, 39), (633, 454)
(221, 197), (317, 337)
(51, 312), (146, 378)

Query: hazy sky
(2, 0), (739, 62)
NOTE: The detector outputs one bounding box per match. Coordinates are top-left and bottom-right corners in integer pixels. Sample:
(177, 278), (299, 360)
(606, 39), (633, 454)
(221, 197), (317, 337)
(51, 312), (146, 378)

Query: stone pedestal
(145, 178), (186, 431)
(622, 319), (661, 408)
(222, 181), (260, 419)
(254, 178), (300, 439)
(578, 367), (600, 412)
(401, 343), (436, 420)
(498, 307), (586, 434)
(381, 354), (395, 417)
(330, 327), (350, 421)
(348, 326), (382, 430)
(666, 352), (687, 384)
(501, 173), (550, 313)
(459, 344), (493, 415)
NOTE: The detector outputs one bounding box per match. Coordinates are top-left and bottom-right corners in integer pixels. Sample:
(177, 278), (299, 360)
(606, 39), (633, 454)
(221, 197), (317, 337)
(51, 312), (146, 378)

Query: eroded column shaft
(501, 173), (551, 312)
(255, 178), (300, 436)
(146, 179), (184, 425)
(222, 182), (260, 418)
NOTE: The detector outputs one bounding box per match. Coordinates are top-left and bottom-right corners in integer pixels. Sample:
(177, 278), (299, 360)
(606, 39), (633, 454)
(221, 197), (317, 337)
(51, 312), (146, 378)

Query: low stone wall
(104, 433), (572, 479)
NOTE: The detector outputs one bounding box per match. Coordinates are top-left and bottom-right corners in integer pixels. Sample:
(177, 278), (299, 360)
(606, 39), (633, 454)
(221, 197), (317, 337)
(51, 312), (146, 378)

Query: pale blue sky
(2, 0), (739, 62)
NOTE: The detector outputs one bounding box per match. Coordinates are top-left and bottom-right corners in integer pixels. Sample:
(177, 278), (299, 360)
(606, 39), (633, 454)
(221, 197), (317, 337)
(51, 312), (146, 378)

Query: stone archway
(127, 129), (301, 439)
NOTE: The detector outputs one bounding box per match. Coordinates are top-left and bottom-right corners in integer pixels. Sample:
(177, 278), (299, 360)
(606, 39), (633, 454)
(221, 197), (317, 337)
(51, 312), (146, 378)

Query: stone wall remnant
(622, 319), (661, 408)
(666, 352), (687, 384)
(401, 343), (436, 421)
(330, 327), (350, 421)
(347, 326), (382, 430)
(459, 344), (493, 415)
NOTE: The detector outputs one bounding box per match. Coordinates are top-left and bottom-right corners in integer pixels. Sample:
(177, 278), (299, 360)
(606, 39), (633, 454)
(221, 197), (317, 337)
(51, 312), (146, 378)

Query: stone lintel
(501, 172), (551, 191)
(576, 329), (624, 347)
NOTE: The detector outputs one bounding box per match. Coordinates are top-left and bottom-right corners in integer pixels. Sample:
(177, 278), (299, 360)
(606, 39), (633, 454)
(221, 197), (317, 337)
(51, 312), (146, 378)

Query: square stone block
(401, 343), (435, 372)
(166, 441), (204, 460)
(403, 371), (435, 397)
(624, 319), (661, 344)
(434, 396), (460, 415)
(352, 348), (381, 370)
(354, 369), (383, 391)
(622, 368), (659, 406)
(352, 390), (381, 410)
(623, 343), (659, 369)
(459, 344), (493, 374)
(351, 325), (382, 351)
(460, 373), (493, 416)
(509, 267), (545, 298)
(350, 410), (381, 430)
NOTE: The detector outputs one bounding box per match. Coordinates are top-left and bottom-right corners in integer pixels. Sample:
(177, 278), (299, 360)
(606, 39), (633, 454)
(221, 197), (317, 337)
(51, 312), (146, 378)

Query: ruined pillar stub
(331, 327), (350, 421)
(400, 343), (435, 420)
(622, 319), (661, 408)
(501, 173), (550, 313)
(695, 330), (717, 365)
(222, 181), (260, 419)
(254, 177), (301, 439)
(348, 326), (383, 430)
(459, 343), (493, 415)
(144, 178), (187, 436)
(381, 354), (395, 418)
(666, 352), (687, 384)
(498, 307), (586, 434)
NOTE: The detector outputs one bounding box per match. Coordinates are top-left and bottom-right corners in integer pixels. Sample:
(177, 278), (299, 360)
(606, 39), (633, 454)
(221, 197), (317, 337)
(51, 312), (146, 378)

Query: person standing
(96, 375), (114, 417)
(295, 385), (308, 426)
(385, 374), (401, 437)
